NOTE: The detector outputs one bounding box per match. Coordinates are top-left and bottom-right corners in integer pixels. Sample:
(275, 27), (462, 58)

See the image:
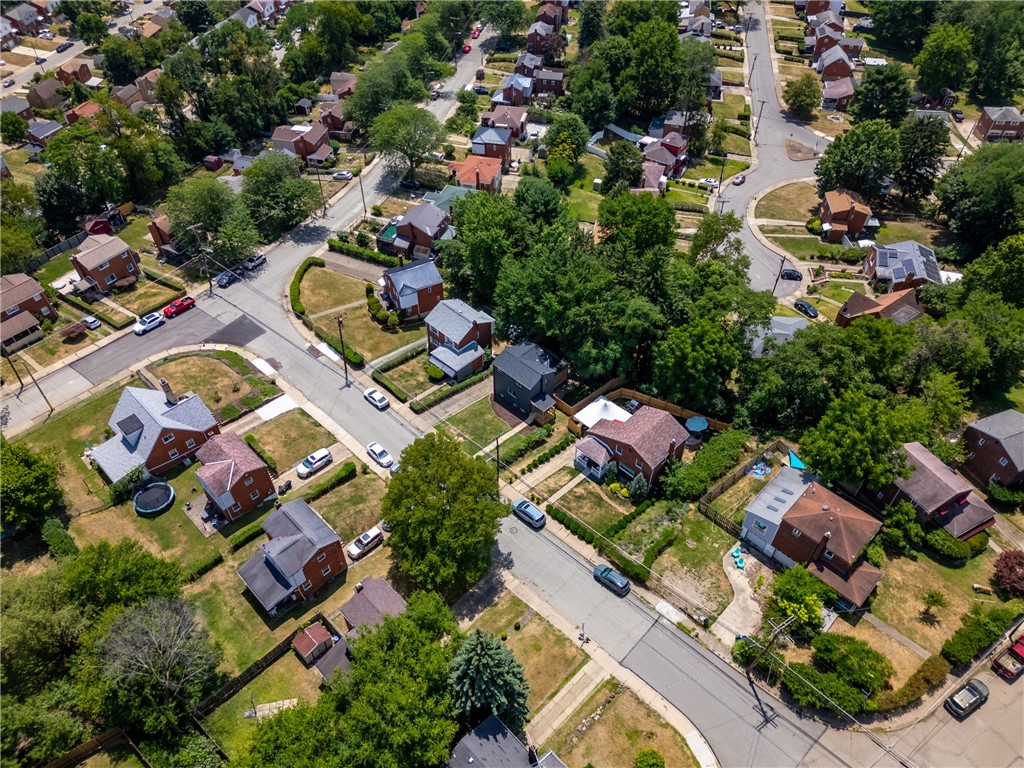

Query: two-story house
(819, 189), (877, 242)
(450, 155), (503, 193)
(527, 20), (556, 56)
(492, 342), (567, 422)
(134, 69), (161, 103)
(27, 78), (63, 110)
(0, 273), (55, 355)
(196, 432), (276, 522)
(111, 83), (142, 108)
(821, 77), (855, 111)
(575, 405), (689, 485)
(742, 466), (883, 608)
(391, 202), (451, 259)
(472, 125), (513, 169)
(271, 123), (332, 166)
(960, 410), (1024, 488)
(535, 2), (562, 32)
(874, 442), (996, 541)
(229, 6), (259, 28)
(237, 499), (346, 617)
(424, 299), (494, 381)
(495, 73), (533, 106)
(330, 71), (358, 100)
(808, 10), (844, 33)
(247, 0), (276, 24)
(803, 0), (843, 15)
(2, 3), (39, 36)
(91, 382), (220, 485)
(319, 101), (347, 138)
(977, 106), (1024, 142)
(70, 234), (140, 295)
(642, 130), (689, 177)
(1, 17), (17, 50)
(750, 315), (809, 358)
(515, 52), (543, 78)
(863, 240), (941, 291)
(26, 117), (62, 147)
(534, 69), (564, 97)
(836, 287), (922, 327)
(65, 99), (102, 125)
(56, 58), (92, 86)
(382, 259), (444, 320)
(479, 105), (528, 138)
(816, 45), (854, 81)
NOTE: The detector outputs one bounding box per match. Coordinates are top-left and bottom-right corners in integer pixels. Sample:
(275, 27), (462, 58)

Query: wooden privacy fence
(42, 729), (152, 768)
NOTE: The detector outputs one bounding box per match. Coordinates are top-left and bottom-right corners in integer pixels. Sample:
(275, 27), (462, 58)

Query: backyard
(873, 218), (953, 251)
(768, 235), (859, 263)
(566, 154), (605, 222)
(755, 181), (821, 222)
(246, 409), (337, 472)
(653, 507), (736, 618)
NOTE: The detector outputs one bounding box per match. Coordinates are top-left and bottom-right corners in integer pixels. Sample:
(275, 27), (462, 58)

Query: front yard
(308, 470), (386, 543)
(299, 266), (369, 316)
(379, 352), (436, 399)
(108, 276), (182, 317)
(755, 181), (821, 222)
(445, 396), (516, 455)
(652, 507), (736, 618)
(558, 480), (634, 534)
(20, 309), (114, 369)
(153, 350), (281, 422)
(246, 409), (338, 472)
(313, 309), (426, 363)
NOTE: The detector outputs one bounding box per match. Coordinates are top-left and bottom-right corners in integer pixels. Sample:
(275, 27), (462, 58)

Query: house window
(823, 550), (834, 560)
(32, 293), (41, 301)
(321, 565), (331, 576)
(185, 438), (196, 449)
(105, 274), (116, 285)
(755, 521), (767, 532)
(250, 490), (260, 500)
(978, 437), (986, 446)
(126, 262), (134, 272)
(317, 552), (327, 563)
(41, 306), (51, 315)
(168, 448), (179, 459)
(999, 457), (1009, 467)
(244, 476), (254, 486)
(635, 459), (643, 470)
(615, 446), (622, 456)
(98, 261), (110, 270)
(968, 452), (975, 459)
(791, 528), (801, 538)
(162, 434), (175, 443)
(301, 580), (312, 591)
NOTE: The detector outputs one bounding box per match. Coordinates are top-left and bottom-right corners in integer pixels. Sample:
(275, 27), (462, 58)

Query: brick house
(330, 71), (358, 99)
(56, 58), (92, 86)
(91, 383), (220, 484)
(527, 20), (556, 56)
(977, 106), (1024, 142)
(2, 3), (39, 36)
(247, 0), (276, 23)
(450, 155), (503, 193)
(70, 234), (140, 295)
(575, 405), (689, 486)
(643, 130), (689, 177)
(495, 73), (533, 106)
(386, 202), (451, 258)
(836, 287), (922, 327)
(271, 123), (331, 163)
(425, 299), (494, 380)
(534, 68), (564, 97)
(874, 442), (996, 541)
(27, 78), (63, 110)
(961, 410), (1024, 488)
(536, 2), (562, 32)
(26, 118), (62, 147)
(863, 240), (941, 291)
(479, 105), (527, 138)
(135, 69), (162, 103)
(320, 101), (347, 138)
(1, 95), (32, 120)
(492, 342), (567, 422)
(821, 77), (855, 111)
(742, 467), (883, 608)
(382, 258), (444, 319)
(808, 10), (843, 33)
(804, 0), (843, 15)
(65, 99), (102, 125)
(472, 125), (513, 169)
(819, 189), (876, 242)
(237, 499), (347, 617)
(816, 46), (854, 80)
(111, 84), (142, 108)
(196, 432), (276, 521)
(1, 17), (16, 50)
(0, 273), (56, 353)
(515, 52), (542, 78)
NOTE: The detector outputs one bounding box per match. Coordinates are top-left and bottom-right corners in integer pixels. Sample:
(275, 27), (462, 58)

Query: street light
(335, 313), (349, 386)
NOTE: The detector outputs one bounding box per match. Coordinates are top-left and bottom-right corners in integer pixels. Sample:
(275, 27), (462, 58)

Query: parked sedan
(471, 28), (480, 38)
(297, 448), (332, 478)
(81, 315), (101, 330)
(3, 79), (15, 88)
(364, 387), (390, 410)
(215, 269), (240, 288)
(163, 296), (196, 317)
(133, 312), (165, 335)
(944, 678), (989, 719)
(951, 109), (964, 123)
(56, 42), (73, 53)
(594, 564), (630, 596)
(698, 177), (720, 188)
(462, 44), (472, 54)
(732, 174), (746, 185)
(332, 170), (353, 180)
(367, 441), (394, 468)
(780, 268), (803, 281)
(793, 299), (819, 319)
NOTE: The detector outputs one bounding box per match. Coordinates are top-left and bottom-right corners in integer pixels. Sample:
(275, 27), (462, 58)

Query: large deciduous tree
(961, 235), (1024, 308)
(445, 192), (528, 303)
(914, 23), (976, 95)
(815, 119), (901, 200)
(479, 0), (529, 42)
(653, 319), (743, 415)
(60, 539), (182, 616)
(449, 629), (529, 732)
(578, 0), (606, 47)
(175, 0), (217, 34)
(894, 115), (948, 201)
(513, 176), (566, 226)
(241, 151), (320, 240)
(344, 51), (426, 129)
(783, 73), (820, 121)
(619, 20), (683, 116)
(602, 140), (644, 194)
(381, 432), (504, 592)
(0, 440), (63, 533)
(850, 64), (912, 128)
(370, 103), (447, 179)
(869, 0), (937, 52)
(767, 566), (837, 639)
(597, 190), (676, 254)
(75, 12), (108, 46)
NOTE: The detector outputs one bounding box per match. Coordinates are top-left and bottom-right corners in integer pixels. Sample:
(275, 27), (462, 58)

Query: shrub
(365, 282), (375, 298)
(606, 499), (654, 538)
(643, 527), (677, 568)
(41, 517), (79, 560)
(806, 217), (823, 236)
(499, 425), (553, 465)
(58, 293), (133, 329)
(355, 231), (371, 248)
(670, 201), (709, 214)
(723, 124), (750, 138)
(229, 521), (266, 552)
(371, 204), (384, 216)
(988, 482), (1024, 507)
(302, 461), (357, 501)
(874, 655), (950, 712)
(610, 482), (622, 493)
(628, 473), (649, 501)
(410, 369), (492, 413)
(782, 663), (868, 715)
(109, 465), (146, 505)
(994, 549), (1024, 597)
(244, 434), (278, 475)
(327, 239), (400, 268)
(925, 527), (988, 561)
(289, 256), (326, 316)
(665, 430), (750, 500)
(635, 750), (666, 768)
(525, 434), (577, 471)
(942, 604), (1020, 666)
(220, 404), (242, 421)
(184, 550), (224, 583)
(376, 344), (428, 374)
(811, 633), (893, 694)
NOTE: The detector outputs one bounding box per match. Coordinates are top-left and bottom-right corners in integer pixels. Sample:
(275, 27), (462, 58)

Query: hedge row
(724, 124), (751, 139)
(670, 201), (709, 214)
(327, 239), (400, 268)
(941, 603), (1022, 667)
(526, 106), (555, 124)
(302, 461), (357, 502)
(376, 343), (427, 373)
(229, 520), (266, 552)
(141, 268), (186, 293)
(58, 293), (134, 330)
(499, 424), (553, 465)
(289, 256), (326, 316)
(643, 528), (678, 569)
(546, 504), (649, 583)
(134, 281), (188, 319)
(371, 369), (411, 402)
(784, 55), (810, 64)
(925, 528), (990, 562)
(670, 429), (751, 500)
(410, 368), (491, 413)
(303, 316), (365, 367)
(717, 50), (744, 62)
(244, 434), (278, 475)
(778, 32), (804, 43)
(184, 551), (224, 583)
(606, 499), (655, 538)
(488, 52), (519, 63)
(712, 30), (742, 42)
(873, 655), (950, 712)
(524, 433), (577, 472)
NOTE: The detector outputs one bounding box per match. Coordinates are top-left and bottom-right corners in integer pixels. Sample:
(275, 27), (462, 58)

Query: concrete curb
(746, 176), (820, 271)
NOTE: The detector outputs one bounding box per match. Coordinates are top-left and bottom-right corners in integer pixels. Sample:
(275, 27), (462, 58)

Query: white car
(133, 312), (165, 335)
(364, 387), (389, 410)
(297, 448), (333, 478)
(346, 526), (383, 560)
(699, 177), (720, 188)
(332, 170), (353, 180)
(81, 315), (101, 330)
(367, 442), (393, 468)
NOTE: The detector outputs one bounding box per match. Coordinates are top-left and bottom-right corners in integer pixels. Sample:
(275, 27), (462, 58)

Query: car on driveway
(215, 269), (240, 288)
(511, 498), (546, 529)
(347, 526), (383, 560)
(944, 678), (989, 719)
(367, 442), (394, 468)
(473, 84), (489, 95)
(732, 174), (746, 185)
(781, 268), (803, 281)
(332, 170), (353, 180)
(81, 315), (101, 330)
(594, 564), (630, 596)
(698, 177), (720, 188)
(297, 448), (332, 478)
(399, 178), (422, 191)
(471, 28), (480, 38)
(163, 296), (196, 317)
(951, 109), (964, 123)
(133, 312), (165, 335)
(364, 387), (389, 410)
(56, 42), (73, 53)
(794, 299), (819, 318)
(242, 252), (266, 271)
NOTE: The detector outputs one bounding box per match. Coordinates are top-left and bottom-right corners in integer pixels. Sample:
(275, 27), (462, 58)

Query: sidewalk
(527, 659), (606, 745)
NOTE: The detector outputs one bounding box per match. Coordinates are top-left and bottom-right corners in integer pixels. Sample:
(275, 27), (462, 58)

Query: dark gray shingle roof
(425, 299), (493, 341)
(970, 409), (1024, 471)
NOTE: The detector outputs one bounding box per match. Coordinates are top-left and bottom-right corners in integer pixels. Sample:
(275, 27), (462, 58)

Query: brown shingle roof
(0, 310), (40, 339)
(293, 621), (332, 658)
(0, 273), (45, 310)
(895, 442), (974, 514)
(783, 482), (880, 562)
(809, 559), (882, 607)
(587, 406), (689, 473)
(195, 432), (268, 498)
(339, 577), (406, 636)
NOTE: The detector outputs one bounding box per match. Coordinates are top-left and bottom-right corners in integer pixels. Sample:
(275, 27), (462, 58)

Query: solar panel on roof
(892, 266), (906, 280)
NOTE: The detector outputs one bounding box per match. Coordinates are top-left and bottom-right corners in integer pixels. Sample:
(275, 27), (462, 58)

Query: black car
(35, 57), (47, 65)
(951, 109), (964, 123)
(794, 300), (819, 318)
(473, 85), (489, 95)
(399, 178), (421, 191)
(944, 678), (988, 719)
(781, 268), (803, 281)
(56, 42), (74, 53)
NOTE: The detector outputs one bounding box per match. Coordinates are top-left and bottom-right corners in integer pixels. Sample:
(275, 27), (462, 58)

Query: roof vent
(829, 515), (834, 521)
(355, 581), (363, 592)
(824, 531), (832, 538)
(821, 504), (829, 511)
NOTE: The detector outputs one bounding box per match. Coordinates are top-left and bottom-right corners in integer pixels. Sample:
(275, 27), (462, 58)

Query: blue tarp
(789, 450), (806, 469)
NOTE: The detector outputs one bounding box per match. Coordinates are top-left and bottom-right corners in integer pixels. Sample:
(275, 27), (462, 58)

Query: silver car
(132, 312), (165, 335)
(367, 442), (393, 468)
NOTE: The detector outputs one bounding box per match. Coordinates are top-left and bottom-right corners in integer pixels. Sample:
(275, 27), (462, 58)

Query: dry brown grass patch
(533, 467), (581, 502)
(312, 471), (386, 542)
(154, 356), (250, 410)
(507, 615), (587, 713)
(560, 481), (632, 533)
(248, 410), (337, 471)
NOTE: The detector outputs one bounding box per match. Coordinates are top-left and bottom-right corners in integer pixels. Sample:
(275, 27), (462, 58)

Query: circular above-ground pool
(134, 483), (175, 517)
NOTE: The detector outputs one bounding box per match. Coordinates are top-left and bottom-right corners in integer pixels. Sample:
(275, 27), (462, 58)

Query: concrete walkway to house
(862, 613), (930, 659)
(508, 449), (577, 497)
(994, 516), (1024, 551)
(752, 218), (809, 227)
(545, 472), (587, 505)
(527, 659), (607, 745)
(711, 548), (762, 647)
(309, 298), (367, 320)
(506, 572), (720, 768)
(368, 337), (428, 370)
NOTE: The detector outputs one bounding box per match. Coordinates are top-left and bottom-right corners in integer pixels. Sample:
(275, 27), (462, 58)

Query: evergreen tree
(449, 629), (529, 732)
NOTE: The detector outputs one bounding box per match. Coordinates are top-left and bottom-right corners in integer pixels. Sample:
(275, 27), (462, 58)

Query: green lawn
(682, 157), (750, 184)
(247, 409), (337, 472)
(773, 303), (804, 318)
(723, 132), (752, 156)
(300, 266), (369, 316)
(565, 153), (606, 222)
(805, 296), (839, 321)
(446, 396), (512, 454)
(378, 352), (434, 399)
(1, 148), (47, 186)
(118, 215), (155, 253)
(559, 481), (632, 534)
(767, 236), (837, 261)
(874, 219), (953, 250)
(755, 181), (821, 222)
(664, 187), (710, 209)
(309, 471), (386, 543)
(33, 251), (75, 286)
(712, 93), (748, 121)
(817, 281), (866, 303)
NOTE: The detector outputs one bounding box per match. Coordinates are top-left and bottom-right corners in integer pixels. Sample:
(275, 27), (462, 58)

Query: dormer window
(792, 529), (801, 538)
(823, 550), (834, 560)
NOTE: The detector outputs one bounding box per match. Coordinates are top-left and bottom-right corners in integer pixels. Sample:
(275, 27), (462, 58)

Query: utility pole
(25, 364), (53, 418)
(315, 169), (327, 217)
(335, 313), (349, 386)
(771, 254), (787, 295)
(753, 99), (767, 145)
(746, 615), (796, 675)
(494, 433), (500, 483)
(956, 118), (977, 160)
(2, 352), (25, 395)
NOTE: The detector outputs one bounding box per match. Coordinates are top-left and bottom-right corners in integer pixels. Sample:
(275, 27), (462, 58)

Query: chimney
(355, 581), (363, 592)
(475, 167), (481, 188)
(159, 377), (177, 405)
(669, 439), (677, 458)
(812, 530), (832, 562)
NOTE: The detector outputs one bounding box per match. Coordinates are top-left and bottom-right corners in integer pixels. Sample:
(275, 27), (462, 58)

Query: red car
(462, 44), (471, 53)
(163, 296), (196, 317)
(471, 28), (480, 39)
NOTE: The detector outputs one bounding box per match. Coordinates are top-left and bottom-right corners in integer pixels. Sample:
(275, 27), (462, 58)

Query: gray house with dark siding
(492, 342), (567, 421)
